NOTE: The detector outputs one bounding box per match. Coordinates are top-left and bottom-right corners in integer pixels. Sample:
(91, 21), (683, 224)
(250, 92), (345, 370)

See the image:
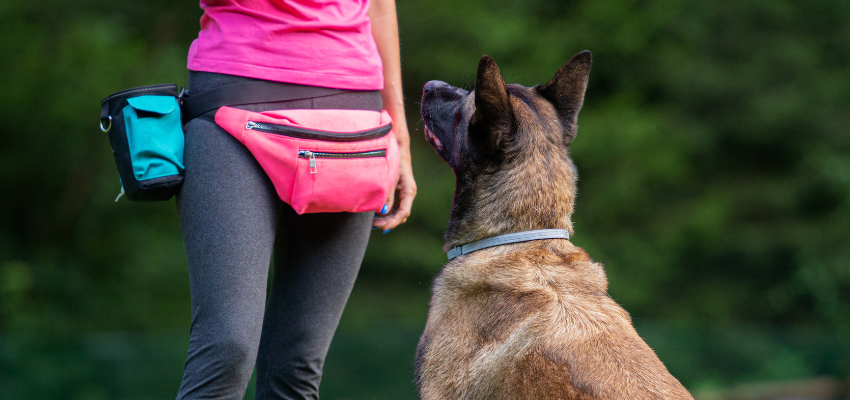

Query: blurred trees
(394, 0), (850, 327)
(1, 0), (849, 396)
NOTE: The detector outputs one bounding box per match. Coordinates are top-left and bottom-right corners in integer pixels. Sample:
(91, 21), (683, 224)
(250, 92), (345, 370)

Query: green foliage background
(1, 0), (849, 398)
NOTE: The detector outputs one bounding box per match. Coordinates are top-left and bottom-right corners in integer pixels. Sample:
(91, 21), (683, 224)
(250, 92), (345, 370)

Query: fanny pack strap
(181, 80), (348, 123)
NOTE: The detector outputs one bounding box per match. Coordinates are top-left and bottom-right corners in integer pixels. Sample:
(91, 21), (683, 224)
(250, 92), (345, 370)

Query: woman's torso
(188, 0), (384, 90)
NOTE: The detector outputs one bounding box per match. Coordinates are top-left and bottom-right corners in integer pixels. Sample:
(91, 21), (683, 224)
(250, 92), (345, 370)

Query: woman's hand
(374, 137), (416, 232)
(370, 0), (417, 232)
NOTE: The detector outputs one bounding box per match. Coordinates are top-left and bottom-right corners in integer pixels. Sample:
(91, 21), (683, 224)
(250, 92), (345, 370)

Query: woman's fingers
(373, 167), (416, 232)
(381, 183), (415, 231)
(382, 183), (396, 216)
(374, 178), (398, 228)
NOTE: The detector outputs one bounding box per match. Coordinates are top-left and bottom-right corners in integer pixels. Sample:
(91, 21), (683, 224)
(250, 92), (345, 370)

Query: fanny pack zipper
(246, 120), (392, 142)
(298, 150), (386, 174)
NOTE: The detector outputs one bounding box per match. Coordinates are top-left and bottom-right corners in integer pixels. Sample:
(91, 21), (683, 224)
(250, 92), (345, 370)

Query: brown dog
(417, 51), (693, 399)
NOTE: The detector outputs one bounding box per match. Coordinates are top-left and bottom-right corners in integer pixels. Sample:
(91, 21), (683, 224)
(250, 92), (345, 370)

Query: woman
(175, 0), (416, 398)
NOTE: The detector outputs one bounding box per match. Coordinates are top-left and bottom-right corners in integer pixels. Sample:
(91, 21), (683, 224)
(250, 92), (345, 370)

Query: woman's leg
(175, 71), (317, 399)
(253, 209), (374, 400)
(175, 113), (280, 399)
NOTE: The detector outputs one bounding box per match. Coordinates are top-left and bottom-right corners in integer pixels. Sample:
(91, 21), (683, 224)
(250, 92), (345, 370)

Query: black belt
(181, 80), (348, 123)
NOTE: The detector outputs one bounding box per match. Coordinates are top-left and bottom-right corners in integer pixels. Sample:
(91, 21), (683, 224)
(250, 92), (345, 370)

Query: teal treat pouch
(100, 84), (185, 201)
(123, 96), (185, 181)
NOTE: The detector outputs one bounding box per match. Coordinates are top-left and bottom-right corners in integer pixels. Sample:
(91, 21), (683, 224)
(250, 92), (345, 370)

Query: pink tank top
(188, 0), (384, 90)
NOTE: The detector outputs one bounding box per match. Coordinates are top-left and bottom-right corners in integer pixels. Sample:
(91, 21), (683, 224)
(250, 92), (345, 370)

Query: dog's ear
(538, 50), (591, 144)
(470, 55), (514, 154)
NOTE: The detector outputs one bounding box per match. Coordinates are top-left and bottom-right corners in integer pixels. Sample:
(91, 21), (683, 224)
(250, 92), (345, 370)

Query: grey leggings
(175, 71), (382, 400)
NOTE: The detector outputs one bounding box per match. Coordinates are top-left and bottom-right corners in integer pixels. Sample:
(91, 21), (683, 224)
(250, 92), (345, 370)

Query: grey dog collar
(446, 229), (571, 260)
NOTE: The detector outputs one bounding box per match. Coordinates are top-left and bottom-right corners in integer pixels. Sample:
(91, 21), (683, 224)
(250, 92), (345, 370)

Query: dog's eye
(452, 108), (462, 131)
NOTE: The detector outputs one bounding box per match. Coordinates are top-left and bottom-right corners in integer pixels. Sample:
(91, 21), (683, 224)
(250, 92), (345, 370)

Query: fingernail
(383, 229), (391, 234)
(381, 204), (389, 214)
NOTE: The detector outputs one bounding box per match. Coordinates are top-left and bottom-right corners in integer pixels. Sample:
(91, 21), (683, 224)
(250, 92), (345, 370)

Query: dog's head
(421, 51), (592, 249)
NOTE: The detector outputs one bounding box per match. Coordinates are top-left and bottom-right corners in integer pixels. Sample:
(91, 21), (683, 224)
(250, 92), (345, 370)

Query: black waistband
(181, 80), (350, 123)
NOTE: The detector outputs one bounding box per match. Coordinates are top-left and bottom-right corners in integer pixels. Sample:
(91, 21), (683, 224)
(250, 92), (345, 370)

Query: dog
(416, 51), (693, 399)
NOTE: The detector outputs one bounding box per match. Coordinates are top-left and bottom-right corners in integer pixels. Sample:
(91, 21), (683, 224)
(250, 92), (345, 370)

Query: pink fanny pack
(214, 106), (399, 214)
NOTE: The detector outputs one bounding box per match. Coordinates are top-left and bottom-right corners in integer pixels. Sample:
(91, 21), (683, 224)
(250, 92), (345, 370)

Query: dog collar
(446, 229), (571, 260)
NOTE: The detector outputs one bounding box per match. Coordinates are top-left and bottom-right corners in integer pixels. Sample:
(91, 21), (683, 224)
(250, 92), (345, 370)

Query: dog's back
(416, 240), (692, 399)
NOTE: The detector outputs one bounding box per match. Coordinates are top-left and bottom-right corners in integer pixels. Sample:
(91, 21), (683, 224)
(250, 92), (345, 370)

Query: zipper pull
(306, 151), (317, 174)
(246, 121), (257, 130)
(114, 186), (125, 202)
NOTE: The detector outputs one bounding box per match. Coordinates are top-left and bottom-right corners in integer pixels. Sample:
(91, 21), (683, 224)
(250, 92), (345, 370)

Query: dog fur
(416, 51), (693, 400)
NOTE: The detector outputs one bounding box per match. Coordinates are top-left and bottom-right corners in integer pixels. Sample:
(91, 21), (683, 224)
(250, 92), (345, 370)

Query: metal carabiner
(99, 115), (112, 133)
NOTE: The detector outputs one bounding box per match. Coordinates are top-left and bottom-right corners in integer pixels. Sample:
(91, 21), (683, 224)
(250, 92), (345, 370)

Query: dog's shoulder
(429, 240), (616, 346)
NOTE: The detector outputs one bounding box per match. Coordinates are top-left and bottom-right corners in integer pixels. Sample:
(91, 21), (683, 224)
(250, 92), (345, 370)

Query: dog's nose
(423, 80), (449, 94)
